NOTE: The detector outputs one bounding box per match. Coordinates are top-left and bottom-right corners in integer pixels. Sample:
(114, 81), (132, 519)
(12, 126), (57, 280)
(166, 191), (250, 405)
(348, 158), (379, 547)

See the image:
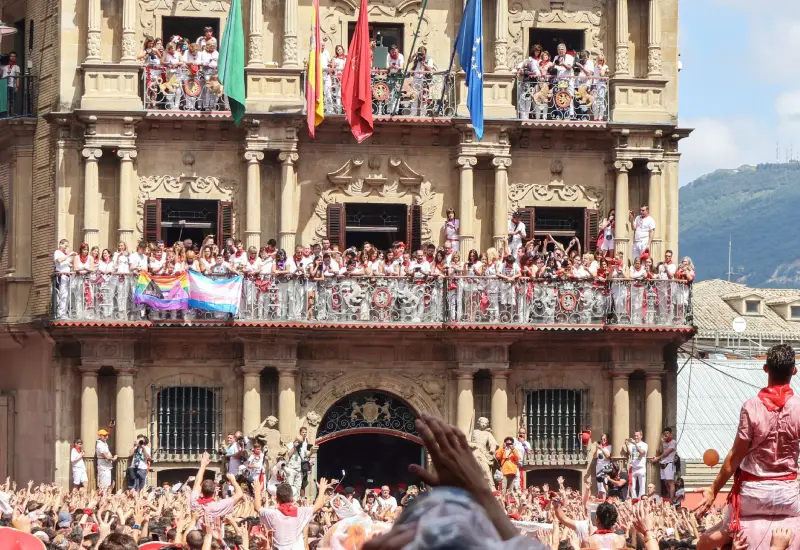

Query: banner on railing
(134, 272), (189, 310)
(188, 271), (243, 314)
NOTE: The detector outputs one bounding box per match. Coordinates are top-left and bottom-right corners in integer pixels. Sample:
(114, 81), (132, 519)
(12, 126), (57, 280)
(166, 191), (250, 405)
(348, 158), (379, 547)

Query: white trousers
(631, 471), (646, 498)
(98, 468), (112, 491)
(285, 467), (302, 500)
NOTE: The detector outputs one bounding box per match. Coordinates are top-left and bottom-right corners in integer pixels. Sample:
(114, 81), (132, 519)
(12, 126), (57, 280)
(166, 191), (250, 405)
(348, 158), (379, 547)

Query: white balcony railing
(51, 274), (692, 329)
(143, 65), (230, 112)
(515, 75), (609, 122)
(319, 68), (456, 118)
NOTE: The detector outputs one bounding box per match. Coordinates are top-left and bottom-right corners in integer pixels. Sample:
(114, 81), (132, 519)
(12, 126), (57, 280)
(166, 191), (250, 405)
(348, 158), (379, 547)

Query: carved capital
(278, 152), (299, 165)
(239, 365), (264, 378)
(113, 365), (139, 377)
(117, 149), (138, 162)
(614, 160), (633, 173)
(492, 156), (512, 170)
(82, 148), (103, 161)
(244, 150), (265, 164)
(453, 368), (477, 381)
(78, 365), (101, 377)
(646, 162), (662, 174)
(455, 156), (477, 169)
(276, 364), (299, 378)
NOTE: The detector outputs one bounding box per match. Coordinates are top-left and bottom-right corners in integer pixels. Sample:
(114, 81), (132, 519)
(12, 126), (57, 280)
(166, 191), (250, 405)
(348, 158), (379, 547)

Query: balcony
(320, 68), (456, 120)
(143, 65), (230, 113)
(50, 274), (692, 330)
(0, 75), (37, 119)
(515, 74), (608, 124)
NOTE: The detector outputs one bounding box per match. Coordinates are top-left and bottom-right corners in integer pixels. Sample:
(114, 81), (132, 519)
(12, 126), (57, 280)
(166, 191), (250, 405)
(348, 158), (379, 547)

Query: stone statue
(469, 417), (498, 488)
(249, 415), (284, 467)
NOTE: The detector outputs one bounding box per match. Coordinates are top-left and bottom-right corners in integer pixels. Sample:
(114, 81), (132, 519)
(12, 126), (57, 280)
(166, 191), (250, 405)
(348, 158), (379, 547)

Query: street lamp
(0, 20), (17, 36)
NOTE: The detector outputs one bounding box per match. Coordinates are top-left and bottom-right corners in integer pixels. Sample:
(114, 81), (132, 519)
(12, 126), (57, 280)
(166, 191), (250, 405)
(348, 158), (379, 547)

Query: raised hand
(770, 528), (793, 550)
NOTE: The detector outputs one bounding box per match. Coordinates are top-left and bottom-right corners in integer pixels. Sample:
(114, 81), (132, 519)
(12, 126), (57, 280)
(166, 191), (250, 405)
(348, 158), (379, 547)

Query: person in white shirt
(2, 52), (22, 115)
(182, 42), (204, 110)
(230, 240), (248, 271)
(631, 205), (656, 260)
(53, 239), (76, 318)
(377, 485), (398, 517)
(409, 46), (436, 116)
(196, 26), (215, 49)
(245, 441), (266, 488)
(386, 44), (404, 71)
(407, 250), (431, 321)
(553, 43), (574, 77)
(200, 39), (221, 110)
(95, 429), (117, 492)
(149, 241), (167, 274)
(225, 432), (248, 476)
(595, 433), (612, 497)
(664, 249), (677, 278)
(386, 44), (405, 114)
(256, 477), (330, 550)
(651, 426), (677, 499)
(626, 430), (648, 498)
(513, 427), (532, 492)
(285, 427), (310, 499)
(267, 458), (287, 496)
(507, 212), (527, 258)
(128, 435), (151, 491)
(70, 438), (87, 488)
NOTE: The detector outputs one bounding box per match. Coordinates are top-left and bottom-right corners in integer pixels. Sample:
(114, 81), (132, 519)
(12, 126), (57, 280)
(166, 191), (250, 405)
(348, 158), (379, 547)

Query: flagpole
(437, 0), (470, 116)
(402, 0), (430, 75)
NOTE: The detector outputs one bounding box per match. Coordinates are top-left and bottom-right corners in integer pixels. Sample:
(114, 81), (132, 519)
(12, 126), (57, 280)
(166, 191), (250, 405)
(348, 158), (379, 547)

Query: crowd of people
(51, 205), (695, 324)
(138, 27), (229, 111)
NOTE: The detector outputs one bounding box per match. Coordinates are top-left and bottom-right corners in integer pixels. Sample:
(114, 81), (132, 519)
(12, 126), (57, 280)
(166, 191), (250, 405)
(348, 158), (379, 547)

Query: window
(745, 300), (760, 315)
(529, 28), (585, 59)
(523, 389), (589, 464)
(161, 16), (220, 45)
(791, 305), (800, 320)
(143, 198), (232, 246)
(347, 22), (404, 53)
(473, 370), (492, 422)
(151, 386), (223, 458)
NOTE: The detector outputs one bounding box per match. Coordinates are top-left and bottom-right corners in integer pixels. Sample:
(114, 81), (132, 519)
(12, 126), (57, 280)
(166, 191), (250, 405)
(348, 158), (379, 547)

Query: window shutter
(407, 203), (422, 252)
(518, 207), (535, 243)
(584, 208), (600, 253)
(326, 203), (346, 248)
(218, 201), (234, 244)
(143, 199), (161, 244)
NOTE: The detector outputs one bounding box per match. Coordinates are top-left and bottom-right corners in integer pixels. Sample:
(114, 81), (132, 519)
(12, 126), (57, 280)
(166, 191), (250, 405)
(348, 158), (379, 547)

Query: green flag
(218, 0), (246, 125)
(0, 79), (7, 115)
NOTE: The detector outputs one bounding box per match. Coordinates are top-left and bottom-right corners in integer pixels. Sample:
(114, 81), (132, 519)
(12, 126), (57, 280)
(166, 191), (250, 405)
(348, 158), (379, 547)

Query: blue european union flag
(455, 0), (484, 140)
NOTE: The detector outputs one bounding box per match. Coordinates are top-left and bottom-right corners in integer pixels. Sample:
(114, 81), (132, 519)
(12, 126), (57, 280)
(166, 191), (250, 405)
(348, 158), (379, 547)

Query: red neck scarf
(594, 529), (616, 535)
(249, 257), (257, 264)
(278, 503), (298, 517)
(79, 253), (88, 263)
(196, 495), (214, 506)
(235, 250), (244, 257)
(153, 252), (163, 260)
(759, 384), (794, 412)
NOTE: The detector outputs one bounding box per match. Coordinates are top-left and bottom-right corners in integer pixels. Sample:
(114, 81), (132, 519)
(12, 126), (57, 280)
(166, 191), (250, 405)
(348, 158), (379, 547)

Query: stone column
(244, 151), (264, 249)
(644, 372), (663, 459)
(278, 152), (299, 253)
(614, 160), (632, 261)
(647, 0), (662, 77)
(80, 366), (100, 459)
(665, 155), (680, 257)
(120, 0), (137, 63)
(611, 372), (630, 459)
(454, 369), (475, 436)
(646, 162), (663, 259)
(492, 157), (512, 251)
(86, 0), (101, 61)
(248, 0), (263, 67)
(82, 148), (103, 249)
(494, 0), (509, 71)
(283, 0), (299, 67)
(277, 366), (298, 443)
(114, 366), (137, 457)
(615, 0), (630, 76)
(490, 370), (509, 441)
(241, 366), (262, 436)
(117, 149), (137, 249)
(456, 156), (477, 253)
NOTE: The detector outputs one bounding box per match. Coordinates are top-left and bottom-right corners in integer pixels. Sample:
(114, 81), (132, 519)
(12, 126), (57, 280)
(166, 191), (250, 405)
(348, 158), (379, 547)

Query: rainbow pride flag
(133, 272), (189, 310)
(188, 271), (243, 314)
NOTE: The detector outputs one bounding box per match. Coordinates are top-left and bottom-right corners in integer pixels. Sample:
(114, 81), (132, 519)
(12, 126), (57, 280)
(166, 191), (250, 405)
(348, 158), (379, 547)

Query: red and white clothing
(245, 451), (265, 486)
(70, 447), (87, 485)
(54, 249), (72, 273)
(149, 253), (167, 274)
(596, 443), (612, 493)
(444, 219), (460, 252)
(659, 437), (677, 480)
(242, 256), (262, 275)
(259, 506), (315, 550)
(190, 490), (237, 527)
(632, 215), (655, 259)
(231, 250), (248, 270)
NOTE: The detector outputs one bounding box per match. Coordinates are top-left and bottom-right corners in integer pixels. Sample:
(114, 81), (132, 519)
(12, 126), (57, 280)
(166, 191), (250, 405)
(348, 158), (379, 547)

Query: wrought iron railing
(522, 389), (590, 466)
(51, 274), (692, 328)
(515, 74), (608, 122)
(150, 385), (224, 461)
(143, 65), (230, 112)
(317, 68), (456, 118)
(1, 74), (37, 119)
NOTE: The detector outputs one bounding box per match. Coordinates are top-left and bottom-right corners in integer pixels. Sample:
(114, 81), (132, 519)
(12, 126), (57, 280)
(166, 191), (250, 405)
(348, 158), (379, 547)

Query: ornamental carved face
(477, 417), (489, 430)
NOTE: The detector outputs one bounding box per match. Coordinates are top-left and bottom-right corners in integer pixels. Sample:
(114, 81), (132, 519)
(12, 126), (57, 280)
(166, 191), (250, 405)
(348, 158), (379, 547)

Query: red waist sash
(728, 469), (797, 532)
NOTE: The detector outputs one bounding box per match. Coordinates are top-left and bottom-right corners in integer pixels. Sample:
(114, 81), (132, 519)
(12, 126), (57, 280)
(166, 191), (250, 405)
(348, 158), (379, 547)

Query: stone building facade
(0, 0), (692, 489)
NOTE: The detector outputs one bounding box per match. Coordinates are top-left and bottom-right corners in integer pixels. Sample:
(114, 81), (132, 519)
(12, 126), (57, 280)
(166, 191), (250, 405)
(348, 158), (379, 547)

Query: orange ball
(703, 448), (720, 467)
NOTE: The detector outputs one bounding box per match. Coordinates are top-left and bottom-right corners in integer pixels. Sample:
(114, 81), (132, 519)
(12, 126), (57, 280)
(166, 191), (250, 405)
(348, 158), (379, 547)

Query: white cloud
(775, 89), (800, 119)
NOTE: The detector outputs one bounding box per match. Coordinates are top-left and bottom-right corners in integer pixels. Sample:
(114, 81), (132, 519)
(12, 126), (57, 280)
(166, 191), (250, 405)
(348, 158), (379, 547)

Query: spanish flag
(306, 0), (324, 138)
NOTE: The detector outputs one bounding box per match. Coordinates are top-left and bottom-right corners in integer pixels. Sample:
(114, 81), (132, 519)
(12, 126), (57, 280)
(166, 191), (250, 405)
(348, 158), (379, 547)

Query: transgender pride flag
(187, 271), (243, 314)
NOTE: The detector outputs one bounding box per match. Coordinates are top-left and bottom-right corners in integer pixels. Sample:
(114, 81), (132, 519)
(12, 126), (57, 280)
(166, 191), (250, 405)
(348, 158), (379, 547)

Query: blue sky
(679, 0), (800, 185)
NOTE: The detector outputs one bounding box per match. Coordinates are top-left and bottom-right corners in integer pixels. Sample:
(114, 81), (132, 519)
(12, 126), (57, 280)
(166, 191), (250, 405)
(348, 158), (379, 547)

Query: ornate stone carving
(646, 162), (662, 174)
(122, 33), (137, 60)
(279, 151), (299, 165)
(456, 156), (478, 169)
(507, 0), (606, 68)
(647, 46), (662, 76)
(300, 370), (342, 407)
(138, 0), (228, 37)
(416, 373), (446, 409)
(492, 157), (512, 170)
(508, 180), (604, 214)
(282, 36), (298, 66)
(136, 174), (239, 237)
(249, 416), (283, 465)
(313, 157), (437, 243)
(322, 0), (431, 51)
(470, 417), (499, 487)
(494, 42), (508, 70)
(87, 32), (101, 60)
(82, 148), (103, 161)
(117, 149), (138, 162)
(615, 44), (630, 75)
(614, 160), (633, 173)
(244, 150), (265, 163)
(305, 410), (321, 427)
(249, 35), (263, 64)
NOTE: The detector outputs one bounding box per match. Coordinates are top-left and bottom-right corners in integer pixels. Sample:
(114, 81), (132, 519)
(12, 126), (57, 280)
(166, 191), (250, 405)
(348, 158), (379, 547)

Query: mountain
(679, 162), (800, 288)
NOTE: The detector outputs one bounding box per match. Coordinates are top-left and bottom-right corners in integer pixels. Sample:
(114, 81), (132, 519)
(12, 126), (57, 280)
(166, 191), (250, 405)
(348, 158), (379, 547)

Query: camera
(138, 439), (145, 446)
(237, 435), (245, 443)
(595, 464), (613, 483)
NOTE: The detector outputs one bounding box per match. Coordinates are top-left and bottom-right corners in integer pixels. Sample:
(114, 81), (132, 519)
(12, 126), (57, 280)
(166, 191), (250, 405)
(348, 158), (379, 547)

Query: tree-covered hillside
(679, 162), (800, 287)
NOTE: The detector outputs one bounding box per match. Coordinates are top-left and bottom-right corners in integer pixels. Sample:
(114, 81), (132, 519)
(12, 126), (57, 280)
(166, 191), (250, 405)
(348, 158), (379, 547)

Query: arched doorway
(315, 391), (425, 492)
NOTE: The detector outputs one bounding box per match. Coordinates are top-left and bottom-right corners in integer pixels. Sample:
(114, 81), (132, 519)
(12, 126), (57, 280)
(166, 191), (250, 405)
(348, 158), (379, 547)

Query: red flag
(341, 0), (373, 143)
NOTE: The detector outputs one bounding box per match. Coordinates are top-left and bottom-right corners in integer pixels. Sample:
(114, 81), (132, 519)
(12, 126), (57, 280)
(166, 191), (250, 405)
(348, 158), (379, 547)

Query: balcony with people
(49, 234), (694, 330)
